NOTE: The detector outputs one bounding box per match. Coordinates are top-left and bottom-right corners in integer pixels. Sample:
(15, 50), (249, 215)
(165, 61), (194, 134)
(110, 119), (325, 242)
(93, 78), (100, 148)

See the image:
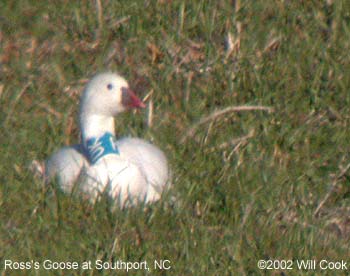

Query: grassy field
(1, 0), (350, 275)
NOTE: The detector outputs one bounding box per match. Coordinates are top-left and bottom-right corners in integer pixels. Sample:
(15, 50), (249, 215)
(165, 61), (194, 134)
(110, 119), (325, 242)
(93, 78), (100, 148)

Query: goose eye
(107, 83), (113, 90)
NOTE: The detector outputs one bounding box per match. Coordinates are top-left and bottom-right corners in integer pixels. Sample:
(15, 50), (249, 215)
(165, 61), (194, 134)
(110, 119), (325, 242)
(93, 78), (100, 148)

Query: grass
(1, 0), (350, 275)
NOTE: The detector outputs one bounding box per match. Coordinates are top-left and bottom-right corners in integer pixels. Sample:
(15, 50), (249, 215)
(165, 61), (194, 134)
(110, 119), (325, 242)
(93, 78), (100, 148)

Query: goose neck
(80, 114), (116, 142)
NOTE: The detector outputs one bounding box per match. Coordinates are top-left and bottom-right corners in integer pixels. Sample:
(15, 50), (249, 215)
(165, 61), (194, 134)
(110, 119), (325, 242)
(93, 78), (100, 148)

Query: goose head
(79, 72), (145, 140)
(80, 72), (145, 117)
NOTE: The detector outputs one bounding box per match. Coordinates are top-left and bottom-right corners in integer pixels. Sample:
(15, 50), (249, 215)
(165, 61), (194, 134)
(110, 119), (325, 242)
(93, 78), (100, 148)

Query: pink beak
(121, 87), (146, 109)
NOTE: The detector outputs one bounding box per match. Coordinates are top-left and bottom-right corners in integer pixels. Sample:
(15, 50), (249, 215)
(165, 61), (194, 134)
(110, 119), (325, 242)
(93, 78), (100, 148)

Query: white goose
(45, 72), (169, 206)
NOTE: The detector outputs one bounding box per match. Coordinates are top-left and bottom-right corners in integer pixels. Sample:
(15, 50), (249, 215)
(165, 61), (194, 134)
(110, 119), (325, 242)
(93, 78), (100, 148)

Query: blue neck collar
(84, 132), (119, 164)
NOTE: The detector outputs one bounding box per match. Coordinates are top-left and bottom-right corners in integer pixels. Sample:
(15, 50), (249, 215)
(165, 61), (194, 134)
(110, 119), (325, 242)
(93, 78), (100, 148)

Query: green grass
(1, 0), (350, 275)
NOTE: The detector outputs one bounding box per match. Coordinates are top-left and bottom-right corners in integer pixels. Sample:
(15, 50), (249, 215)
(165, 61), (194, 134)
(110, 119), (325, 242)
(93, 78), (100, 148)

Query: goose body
(45, 144), (87, 192)
(45, 72), (170, 206)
